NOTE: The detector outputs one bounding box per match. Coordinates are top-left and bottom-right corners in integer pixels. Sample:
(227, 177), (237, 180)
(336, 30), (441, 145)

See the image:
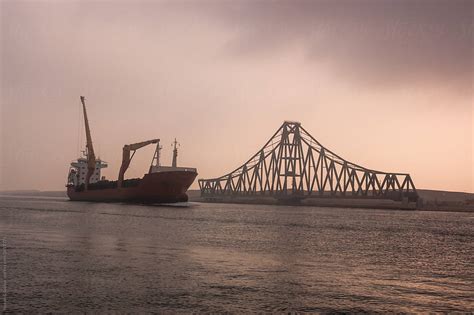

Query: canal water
(0, 195), (473, 312)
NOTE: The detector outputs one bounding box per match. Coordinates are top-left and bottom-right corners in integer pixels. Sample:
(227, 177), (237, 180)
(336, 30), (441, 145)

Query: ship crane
(80, 96), (96, 191)
(118, 139), (159, 188)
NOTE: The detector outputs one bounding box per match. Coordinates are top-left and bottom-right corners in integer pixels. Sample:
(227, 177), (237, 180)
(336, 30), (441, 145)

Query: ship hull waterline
(67, 171), (197, 203)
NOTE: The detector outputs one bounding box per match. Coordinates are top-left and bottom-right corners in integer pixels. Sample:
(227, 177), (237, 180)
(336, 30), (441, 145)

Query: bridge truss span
(198, 121), (418, 202)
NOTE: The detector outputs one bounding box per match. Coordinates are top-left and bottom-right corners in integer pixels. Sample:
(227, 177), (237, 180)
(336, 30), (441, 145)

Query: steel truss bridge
(199, 121), (418, 202)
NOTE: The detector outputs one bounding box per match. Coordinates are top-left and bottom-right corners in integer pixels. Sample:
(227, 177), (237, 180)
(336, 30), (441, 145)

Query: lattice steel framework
(199, 121), (418, 201)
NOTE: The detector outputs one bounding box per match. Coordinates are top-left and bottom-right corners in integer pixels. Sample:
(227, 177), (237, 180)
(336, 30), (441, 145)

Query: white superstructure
(68, 157), (108, 186)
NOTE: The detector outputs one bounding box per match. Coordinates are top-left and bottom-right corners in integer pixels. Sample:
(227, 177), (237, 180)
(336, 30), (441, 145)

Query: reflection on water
(0, 196), (473, 312)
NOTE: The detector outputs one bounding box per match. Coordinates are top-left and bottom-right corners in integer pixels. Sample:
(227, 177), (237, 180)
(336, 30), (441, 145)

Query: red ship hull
(67, 171), (197, 203)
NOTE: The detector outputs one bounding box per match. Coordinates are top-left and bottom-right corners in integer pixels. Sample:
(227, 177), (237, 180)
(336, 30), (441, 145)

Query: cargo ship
(66, 96), (197, 203)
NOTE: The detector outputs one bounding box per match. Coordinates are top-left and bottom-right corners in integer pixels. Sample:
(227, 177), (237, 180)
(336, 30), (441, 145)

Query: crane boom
(80, 96), (96, 190)
(118, 139), (159, 188)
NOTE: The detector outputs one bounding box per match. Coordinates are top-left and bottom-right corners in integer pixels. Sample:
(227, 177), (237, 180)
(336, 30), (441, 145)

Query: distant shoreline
(0, 190), (68, 198)
(1, 189), (473, 213)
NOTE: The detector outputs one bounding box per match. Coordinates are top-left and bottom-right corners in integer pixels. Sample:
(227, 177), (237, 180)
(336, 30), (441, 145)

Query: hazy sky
(1, 0), (473, 192)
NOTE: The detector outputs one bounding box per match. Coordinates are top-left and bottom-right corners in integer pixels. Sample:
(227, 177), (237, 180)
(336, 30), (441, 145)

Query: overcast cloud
(1, 0), (472, 192)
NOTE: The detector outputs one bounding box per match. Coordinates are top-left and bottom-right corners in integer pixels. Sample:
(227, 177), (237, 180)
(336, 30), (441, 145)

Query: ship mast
(149, 141), (162, 170)
(172, 138), (179, 167)
(80, 96), (96, 190)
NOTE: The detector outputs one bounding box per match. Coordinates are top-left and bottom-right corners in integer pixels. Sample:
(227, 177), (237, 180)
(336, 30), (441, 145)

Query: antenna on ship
(171, 138), (179, 167)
